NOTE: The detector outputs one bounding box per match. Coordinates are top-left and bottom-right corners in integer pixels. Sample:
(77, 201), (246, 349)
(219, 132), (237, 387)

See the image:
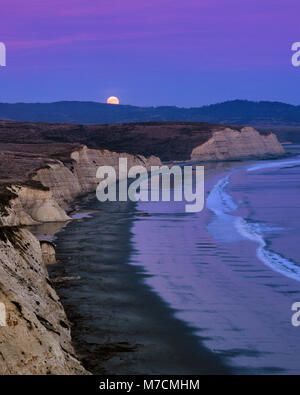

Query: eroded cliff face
(0, 227), (87, 374)
(0, 146), (161, 226)
(191, 127), (285, 161)
(0, 120), (286, 161)
(0, 185), (70, 227)
(33, 146), (161, 210)
(40, 241), (56, 265)
(0, 145), (161, 374)
(0, 126), (284, 375)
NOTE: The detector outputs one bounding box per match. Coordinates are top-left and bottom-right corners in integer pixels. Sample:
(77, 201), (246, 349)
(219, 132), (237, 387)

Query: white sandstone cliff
(33, 146), (161, 209)
(191, 127), (285, 162)
(0, 132), (284, 375)
(0, 146), (161, 374)
(0, 146), (161, 226)
(0, 227), (88, 374)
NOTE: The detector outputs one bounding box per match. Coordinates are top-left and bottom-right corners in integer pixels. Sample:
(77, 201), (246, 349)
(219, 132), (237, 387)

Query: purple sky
(0, 0), (299, 106)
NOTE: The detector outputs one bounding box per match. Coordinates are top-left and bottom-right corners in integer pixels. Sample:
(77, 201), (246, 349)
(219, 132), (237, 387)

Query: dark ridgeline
(1, 100), (299, 144)
(0, 100), (300, 125)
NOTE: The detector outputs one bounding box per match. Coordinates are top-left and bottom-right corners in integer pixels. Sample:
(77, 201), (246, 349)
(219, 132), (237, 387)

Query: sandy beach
(45, 199), (229, 375)
(28, 148), (300, 375)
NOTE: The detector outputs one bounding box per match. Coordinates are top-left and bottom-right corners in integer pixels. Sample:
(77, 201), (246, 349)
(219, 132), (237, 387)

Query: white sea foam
(235, 217), (300, 282)
(206, 176), (238, 215)
(207, 169), (300, 282)
(206, 176), (243, 242)
(247, 157), (300, 172)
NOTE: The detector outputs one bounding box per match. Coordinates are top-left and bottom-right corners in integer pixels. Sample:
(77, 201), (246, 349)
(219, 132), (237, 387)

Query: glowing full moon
(107, 96), (120, 105)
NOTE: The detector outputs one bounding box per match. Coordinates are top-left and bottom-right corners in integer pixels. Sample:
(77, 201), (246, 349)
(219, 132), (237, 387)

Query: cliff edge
(191, 127), (285, 161)
(0, 227), (87, 374)
(0, 144), (161, 226)
(0, 143), (161, 374)
(0, 120), (285, 374)
(0, 120), (285, 161)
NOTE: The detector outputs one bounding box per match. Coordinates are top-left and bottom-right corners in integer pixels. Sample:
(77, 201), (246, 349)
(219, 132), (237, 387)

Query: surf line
(206, 170), (300, 283)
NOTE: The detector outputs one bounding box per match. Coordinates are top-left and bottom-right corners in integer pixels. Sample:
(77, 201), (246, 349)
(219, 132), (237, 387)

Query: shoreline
(0, 125), (286, 374)
(46, 197), (230, 375)
(33, 154), (289, 375)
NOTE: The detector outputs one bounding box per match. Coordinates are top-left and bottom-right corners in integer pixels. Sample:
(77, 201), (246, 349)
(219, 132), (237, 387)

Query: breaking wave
(207, 159), (300, 282)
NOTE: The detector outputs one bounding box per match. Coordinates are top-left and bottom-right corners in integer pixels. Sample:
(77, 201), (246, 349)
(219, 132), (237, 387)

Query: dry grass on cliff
(0, 120), (243, 161)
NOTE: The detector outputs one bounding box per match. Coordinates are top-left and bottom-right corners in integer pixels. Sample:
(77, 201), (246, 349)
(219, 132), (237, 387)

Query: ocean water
(43, 145), (300, 374)
(130, 145), (300, 374)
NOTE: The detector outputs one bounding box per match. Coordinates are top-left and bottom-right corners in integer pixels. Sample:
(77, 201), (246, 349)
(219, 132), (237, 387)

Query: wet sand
(46, 199), (229, 375)
(33, 154), (300, 375)
(127, 151), (300, 374)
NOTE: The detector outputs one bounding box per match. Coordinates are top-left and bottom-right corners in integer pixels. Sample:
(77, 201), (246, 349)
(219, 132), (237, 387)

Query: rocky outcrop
(0, 144), (161, 374)
(0, 121), (285, 375)
(40, 241), (56, 265)
(191, 127), (285, 161)
(0, 120), (286, 161)
(0, 227), (87, 374)
(0, 185), (70, 226)
(0, 145), (161, 225)
(33, 146), (161, 210)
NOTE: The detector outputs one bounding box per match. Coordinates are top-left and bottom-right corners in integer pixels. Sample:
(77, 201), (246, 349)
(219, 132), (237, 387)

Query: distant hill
(0, 100), (299, 125)
(0, 100), (300, 141)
